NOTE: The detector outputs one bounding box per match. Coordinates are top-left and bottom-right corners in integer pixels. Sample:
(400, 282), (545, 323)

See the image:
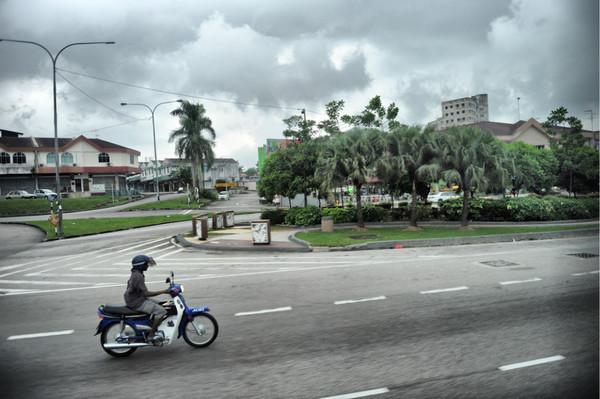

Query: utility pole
(584, 109), (595, 130)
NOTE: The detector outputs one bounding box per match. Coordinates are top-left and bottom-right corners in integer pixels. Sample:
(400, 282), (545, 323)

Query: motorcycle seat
(102, 304), (147, 317)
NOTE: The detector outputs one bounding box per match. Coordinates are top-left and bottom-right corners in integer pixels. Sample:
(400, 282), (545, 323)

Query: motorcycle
(95, 272), (218, 357)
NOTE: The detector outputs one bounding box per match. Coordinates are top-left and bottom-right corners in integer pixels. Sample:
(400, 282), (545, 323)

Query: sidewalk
(174, 220), (599, 253)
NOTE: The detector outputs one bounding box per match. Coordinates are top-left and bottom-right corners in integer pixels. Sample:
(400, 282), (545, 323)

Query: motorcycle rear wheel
(183, 313), (219, 348)
(101, 323), (138, 357)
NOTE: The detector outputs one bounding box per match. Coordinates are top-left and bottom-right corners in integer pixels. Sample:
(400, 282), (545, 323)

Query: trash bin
(251, 220), (271, 245)
(321, 216), (334, 232)
(224, 211), (235, 227)
(194, 215), (208, 240)
(212, 213), (224, 229)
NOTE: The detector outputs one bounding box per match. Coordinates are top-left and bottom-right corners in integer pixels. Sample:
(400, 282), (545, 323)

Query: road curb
(174, 234), (312, 253)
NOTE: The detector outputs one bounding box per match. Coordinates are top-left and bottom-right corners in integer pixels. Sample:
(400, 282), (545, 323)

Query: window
(130, 154), (134, 164)
(0, 152), (10, 164)
(47, 152), (57, 164)
(535, 145), (545, 149)
(98, 152), (110, 163)
(13, 152), (26, 164)
(61, 152), (73, 164)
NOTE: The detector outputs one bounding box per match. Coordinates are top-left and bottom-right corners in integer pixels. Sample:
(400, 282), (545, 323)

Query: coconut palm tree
(169, 101), (216, 192)
(320, 128), (383, 228)
(435, 127), (507, 228)
(388, 125), (438, 229)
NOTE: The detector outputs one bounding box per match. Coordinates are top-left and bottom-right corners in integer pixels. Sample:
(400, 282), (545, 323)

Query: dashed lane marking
(499, 355), (565, 371)
(320, 387), (390, 399)
(499, 277), (542, 285)
(235, 306), (292, 317)
(7, 330), (74, 341)
(420, 286), (469, 294)
(334, 296), (387, 305)
(0, 279), (92, 285)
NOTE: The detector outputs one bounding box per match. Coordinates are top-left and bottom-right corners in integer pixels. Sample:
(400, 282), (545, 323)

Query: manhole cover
(567, 253), (599, 259)
(350, 234), (378, 240)
(480, 260), (520, 267)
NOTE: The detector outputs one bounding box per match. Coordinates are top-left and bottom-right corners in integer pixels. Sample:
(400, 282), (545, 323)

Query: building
(433, 94), (489, 130)
(127, 157), (241, 192)
(0, 129), (140, 196)
(257, 138), (295, 174)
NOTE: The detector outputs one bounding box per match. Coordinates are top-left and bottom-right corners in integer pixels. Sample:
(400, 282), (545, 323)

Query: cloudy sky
(0, 0), (598, 168)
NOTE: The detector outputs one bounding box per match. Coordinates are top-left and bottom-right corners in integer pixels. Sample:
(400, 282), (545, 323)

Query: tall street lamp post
(0, 39), (115, 238)
(120, 100), (183, 201)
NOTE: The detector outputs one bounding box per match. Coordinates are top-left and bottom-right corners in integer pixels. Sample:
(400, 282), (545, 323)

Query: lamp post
(0, 39), (115, 238)
(120, 100), (183, 201)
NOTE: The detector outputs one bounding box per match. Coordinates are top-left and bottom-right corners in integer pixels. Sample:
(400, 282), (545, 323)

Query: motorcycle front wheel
(101, 323), (138, 357)
(183, 313), (219, 348)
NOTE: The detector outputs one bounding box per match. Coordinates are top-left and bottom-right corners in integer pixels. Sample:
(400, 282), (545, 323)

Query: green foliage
(391, 203), (436, 221)
(260, 208), (288, 225)
(321, 207), (357, 223)
(439, 197), (485, 221)
(341, 95), (401, 131)
(201, 190), (218, 201)
(362, 204), (389, 222)
(504, 142), (558, 194)
(284, 206), (322, 226)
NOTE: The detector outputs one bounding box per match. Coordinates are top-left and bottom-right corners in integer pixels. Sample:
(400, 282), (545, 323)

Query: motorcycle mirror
(165, 277), (171, 284)
(170, 271), (174, 278)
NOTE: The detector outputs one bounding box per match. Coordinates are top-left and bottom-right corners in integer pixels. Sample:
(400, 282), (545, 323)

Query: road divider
(499, 355), (565, 371)
(7, 330), (74, 341)
(234, 306), (292, 317)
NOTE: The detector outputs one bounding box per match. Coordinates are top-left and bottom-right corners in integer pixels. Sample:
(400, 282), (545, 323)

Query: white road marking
(499, 355), (565, 371)
(334, 296), (387, 305)
(420, 286), (469, 294)
(7, 330), (74, 341)
(155, 248), (185, 259)
(0, 279), (92, 285)
(114, 260), (353, 266)
(146, 245), (178, 256)
(321, 387), (390, 399)
(571, 270), (599, 276)
(113, 236), (172, 253)
(0, 253), (86, 278)
(499, 277), (542, 286)
(234, 306), (292, 317)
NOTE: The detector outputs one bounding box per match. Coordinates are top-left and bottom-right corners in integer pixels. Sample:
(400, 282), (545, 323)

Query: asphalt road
(0, 233), (598, 398)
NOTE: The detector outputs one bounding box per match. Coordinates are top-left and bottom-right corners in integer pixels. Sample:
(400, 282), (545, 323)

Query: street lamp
(0, 39), (115, 238)
(120, 100), (183, 201)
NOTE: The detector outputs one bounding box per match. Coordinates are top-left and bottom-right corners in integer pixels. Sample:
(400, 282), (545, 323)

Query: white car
(218, 191), (230, 200)
(427, 191), (460, 204)
(4, 190), (36, 199)
(33, 189), (58, 200)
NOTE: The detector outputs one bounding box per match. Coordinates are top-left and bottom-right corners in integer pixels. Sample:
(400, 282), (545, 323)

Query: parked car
(4, 190), (36, 199)
(218, 191), (230, 200)
(427, 191), (460, 204)
(33, 189), (58, 200)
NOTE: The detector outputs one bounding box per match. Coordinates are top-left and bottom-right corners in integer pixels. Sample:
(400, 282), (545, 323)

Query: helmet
(131, 255), (156, 271)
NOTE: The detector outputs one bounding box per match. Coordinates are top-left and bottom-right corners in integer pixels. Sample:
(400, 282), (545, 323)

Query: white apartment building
(434, 94), (489, 129)
(0, 129), (140, 195)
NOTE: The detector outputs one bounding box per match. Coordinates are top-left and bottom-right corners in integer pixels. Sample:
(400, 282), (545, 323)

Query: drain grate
(567, 253), (599, 259)
(480, 260), (520, 268)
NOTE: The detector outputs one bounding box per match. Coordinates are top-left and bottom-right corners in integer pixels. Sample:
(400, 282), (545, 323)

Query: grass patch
(23, 214), (193, 239)
(296, 224), (598, 247)
(126, 196), (211, 210)
(0, 195), (141, 217)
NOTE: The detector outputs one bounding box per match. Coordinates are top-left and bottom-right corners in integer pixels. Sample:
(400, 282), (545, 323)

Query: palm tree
(435, 127), (507, 228)
(320, 128), (383, 228)
(169, 101), (216, 192)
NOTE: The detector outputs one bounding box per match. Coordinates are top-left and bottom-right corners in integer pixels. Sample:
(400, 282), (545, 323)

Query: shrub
(439, 197), (484, 221)
(362, 204), (388, 222)
(506, 196), (555, 221)
(479, 198), (510, 221)
(260, 208), (287, 225)
(321, 207), (357, 223)
(543, 196), (592, 220)
(201, 190), (218, 201)
(285, 206), (322, 226)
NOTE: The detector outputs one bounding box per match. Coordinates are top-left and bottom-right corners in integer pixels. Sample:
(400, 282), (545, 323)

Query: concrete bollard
(212, 213), (224, 229)
(251, 220), (271, 245)
(224, 211), (235, 227)
(195, 215), (208, 240)
(321, 216), (334, 232)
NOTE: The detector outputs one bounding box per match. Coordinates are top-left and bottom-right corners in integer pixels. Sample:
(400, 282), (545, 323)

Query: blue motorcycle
(96, 272), (218, 357)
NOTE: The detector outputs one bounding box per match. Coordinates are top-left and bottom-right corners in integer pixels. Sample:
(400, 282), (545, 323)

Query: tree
(288, 141), (321, 207)
(244, 167), (258, 177)
(551, 132), (599, 195)
(257, 151), (295, 206)
(282, 112), (316, 142)
(170, 165), (192, 187)
(341, 95), (401, 132)
(319, 128), (383, 228)
(543, 106), (583, 133)
(317, 100), (345, 136)
(387, 126), (438, 229)
(504, 142), (558, 194)
(169, 101), (216, 192)
(436, 127), (508, 228)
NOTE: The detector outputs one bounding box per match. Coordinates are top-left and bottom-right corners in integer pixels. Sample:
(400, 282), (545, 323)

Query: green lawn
(296, 224), (598, 247)
(24, 214), (193, 239)
(0, 195), (141, 217)
(126, 196), (211, 210)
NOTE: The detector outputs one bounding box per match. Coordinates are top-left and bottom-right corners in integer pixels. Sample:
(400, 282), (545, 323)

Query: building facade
(0, 129), (140, 196)
(434, 94), (489, 130)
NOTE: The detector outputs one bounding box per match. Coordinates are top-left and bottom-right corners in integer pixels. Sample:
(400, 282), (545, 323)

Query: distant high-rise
(434, 94), (489, 129)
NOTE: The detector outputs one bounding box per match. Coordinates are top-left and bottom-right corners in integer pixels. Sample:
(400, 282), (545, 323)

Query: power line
(56, 71), (138, 120)
(64, 117), (150, 137)
(56, 67), (313, 113)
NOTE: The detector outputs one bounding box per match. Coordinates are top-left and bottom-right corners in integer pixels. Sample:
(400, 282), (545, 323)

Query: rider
(124, 255), (169, 342)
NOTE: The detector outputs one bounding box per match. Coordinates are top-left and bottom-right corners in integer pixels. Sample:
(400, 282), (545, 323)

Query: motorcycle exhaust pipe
(103, 343), (153, 349)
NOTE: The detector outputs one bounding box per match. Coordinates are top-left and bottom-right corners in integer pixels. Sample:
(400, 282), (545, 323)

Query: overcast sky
(1, 0), (598, 168)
